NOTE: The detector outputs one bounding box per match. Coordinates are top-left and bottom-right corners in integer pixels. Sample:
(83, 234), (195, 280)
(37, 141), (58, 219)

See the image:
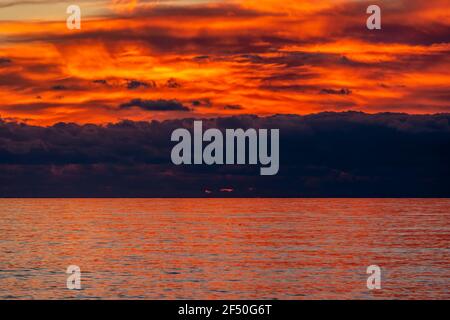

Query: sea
(0, 198), (448, 299)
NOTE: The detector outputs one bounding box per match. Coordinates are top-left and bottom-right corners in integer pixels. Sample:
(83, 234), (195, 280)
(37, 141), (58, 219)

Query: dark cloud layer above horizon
(0, 112), (449, 197)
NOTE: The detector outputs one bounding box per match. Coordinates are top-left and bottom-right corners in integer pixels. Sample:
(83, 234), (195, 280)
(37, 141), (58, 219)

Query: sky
(1, 112), (450, 197)
(0, 0), (449, 125)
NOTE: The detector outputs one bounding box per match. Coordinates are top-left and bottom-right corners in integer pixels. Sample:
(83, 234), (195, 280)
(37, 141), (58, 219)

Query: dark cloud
(0, 58), (12, 66)
(6, 0), (449, 59)
(237, 52), (374, 72)
(92, 79), (108, 85)
(126, 4), (269, 19)
(166, 78), (181, 88)
(191, 99), (212, 108)
(224, 104), (244, 110)
(119, 99), (191, 111)
(262, 71), (318, 82)
(313, 0), (450, 46)
(259, 84), (316, 93)
(320, 88), (352, 95)
(0, 0), (62, 9)
(16, 24), (298, 56)
(0, 112), (449, 197)
(51, 85), (68, 91)
(193, 55), (211, 63)
(126, 80), (155, 90)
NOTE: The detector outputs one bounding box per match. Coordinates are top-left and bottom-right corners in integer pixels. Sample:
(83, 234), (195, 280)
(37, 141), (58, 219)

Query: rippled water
(0, 198), (449, 299)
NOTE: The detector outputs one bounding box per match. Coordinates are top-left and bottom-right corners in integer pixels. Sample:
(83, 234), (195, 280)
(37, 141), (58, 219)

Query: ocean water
(0, 198), (448, 299)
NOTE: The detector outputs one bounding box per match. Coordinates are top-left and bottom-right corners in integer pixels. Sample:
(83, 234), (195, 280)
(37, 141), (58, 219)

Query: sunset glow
(0, 0), (449, 125)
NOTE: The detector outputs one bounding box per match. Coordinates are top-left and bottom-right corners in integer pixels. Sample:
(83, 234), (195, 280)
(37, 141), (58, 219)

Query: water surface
(0, 198), (448, 299)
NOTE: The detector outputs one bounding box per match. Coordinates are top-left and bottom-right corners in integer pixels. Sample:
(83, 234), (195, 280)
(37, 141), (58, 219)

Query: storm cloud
(0, 112), (449, 197)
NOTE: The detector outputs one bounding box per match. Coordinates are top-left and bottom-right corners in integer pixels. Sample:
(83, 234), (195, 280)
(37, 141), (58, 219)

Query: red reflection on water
(0, 199), (449, 299)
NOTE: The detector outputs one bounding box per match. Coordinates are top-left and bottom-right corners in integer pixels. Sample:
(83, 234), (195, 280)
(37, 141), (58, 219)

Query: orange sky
(0, 0), (449, 125)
